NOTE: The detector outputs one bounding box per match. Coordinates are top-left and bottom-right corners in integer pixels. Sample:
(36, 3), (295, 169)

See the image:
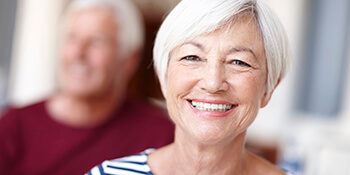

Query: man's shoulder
(0, 100), (47, 123)
(122, 97), (169, 120)
(117, 97), (175, 136)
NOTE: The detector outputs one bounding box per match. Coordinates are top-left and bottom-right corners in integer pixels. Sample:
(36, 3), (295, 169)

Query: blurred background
(0, 0), (349, 174)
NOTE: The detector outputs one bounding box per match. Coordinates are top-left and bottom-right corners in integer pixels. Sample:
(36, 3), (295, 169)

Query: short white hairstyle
(153, 0), (291, 95)
(63, 0), (144, 58)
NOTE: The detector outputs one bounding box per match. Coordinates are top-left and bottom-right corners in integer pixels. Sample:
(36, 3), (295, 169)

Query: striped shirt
(86, 149), (155, 175)
(86, 149), (294, 175)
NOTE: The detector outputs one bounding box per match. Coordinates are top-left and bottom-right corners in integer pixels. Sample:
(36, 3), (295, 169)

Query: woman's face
(164, 17), (271, 145)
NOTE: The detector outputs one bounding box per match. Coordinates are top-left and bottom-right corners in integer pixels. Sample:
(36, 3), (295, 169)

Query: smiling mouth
(189, 100), (236, 112)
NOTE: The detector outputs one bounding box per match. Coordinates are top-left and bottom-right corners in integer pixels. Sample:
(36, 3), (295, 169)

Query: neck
(167, 129), (248, 175)
(47, 89), (125, 128)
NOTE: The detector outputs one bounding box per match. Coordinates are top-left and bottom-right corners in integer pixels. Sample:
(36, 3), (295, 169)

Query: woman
(87, 0), (292, 174)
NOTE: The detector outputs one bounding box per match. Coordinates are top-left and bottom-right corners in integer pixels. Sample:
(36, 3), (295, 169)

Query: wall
(0, 0), (17, 111)
(8, 0), (64, 107)
(247, 0), (309, 146)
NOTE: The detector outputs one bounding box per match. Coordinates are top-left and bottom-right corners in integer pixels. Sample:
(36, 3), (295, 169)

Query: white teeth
(191, 101), (233, 112)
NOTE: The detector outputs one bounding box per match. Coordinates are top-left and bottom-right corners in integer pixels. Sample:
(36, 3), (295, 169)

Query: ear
(260, 78), (281, 108)
(123, 50), (141, 78)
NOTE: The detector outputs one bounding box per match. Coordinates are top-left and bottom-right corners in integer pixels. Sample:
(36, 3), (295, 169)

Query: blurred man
(0, 0), (174, 174)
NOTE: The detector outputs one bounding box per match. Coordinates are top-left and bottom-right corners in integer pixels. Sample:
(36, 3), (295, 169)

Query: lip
(191, 99), (234, 105)
(187, 99), (237, 118)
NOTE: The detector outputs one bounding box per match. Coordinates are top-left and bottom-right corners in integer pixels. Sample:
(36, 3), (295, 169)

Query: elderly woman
(87, 0), (292, 174)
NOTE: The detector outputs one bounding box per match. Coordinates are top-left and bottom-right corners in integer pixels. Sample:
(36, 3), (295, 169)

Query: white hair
(153, 0), (291, 95)
(63, 0), (144, 58)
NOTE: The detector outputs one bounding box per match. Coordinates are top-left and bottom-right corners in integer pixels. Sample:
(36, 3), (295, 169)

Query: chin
(189, 122), (249, 147)
(190, 125), (232, 145)
(63, 85), (98, 98)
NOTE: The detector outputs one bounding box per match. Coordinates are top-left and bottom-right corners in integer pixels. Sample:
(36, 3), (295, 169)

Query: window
(0, 0), (17, 112)
(296, 0), (350, 117)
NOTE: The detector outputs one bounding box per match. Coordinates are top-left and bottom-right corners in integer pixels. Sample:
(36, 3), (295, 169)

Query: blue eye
(232, 60), (251, 67)
(181, 55), (200, 61)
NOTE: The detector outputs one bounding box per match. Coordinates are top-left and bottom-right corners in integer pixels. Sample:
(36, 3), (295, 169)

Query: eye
(232, 60), (251, 67)
(181, 55), (200, 61)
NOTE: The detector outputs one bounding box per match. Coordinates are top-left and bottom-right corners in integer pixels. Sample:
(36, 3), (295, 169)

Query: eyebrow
(182, 41), (204, 51)
(182, 42), (257, 59)
(229, 47), (257, 60)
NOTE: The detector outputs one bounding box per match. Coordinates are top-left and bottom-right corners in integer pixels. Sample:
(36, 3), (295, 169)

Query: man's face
(59, 7), (129, 99)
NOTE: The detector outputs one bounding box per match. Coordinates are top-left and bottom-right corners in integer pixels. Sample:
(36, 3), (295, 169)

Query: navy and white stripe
(86, 149), (155, 175)
(87, 148), (295, 175)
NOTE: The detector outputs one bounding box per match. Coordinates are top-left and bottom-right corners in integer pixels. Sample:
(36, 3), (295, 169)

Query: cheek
(89, 40), (118, 59)
(90, 48), (112, 60)
(90, 47), (117, 68)
(166, 67), (185, 113)
(166, 65), (191, 98)
(226, 77), (264, 132)
(229, 72), (267, 125)
(234, 71), (266, 101)
(165, 64), (195, 121)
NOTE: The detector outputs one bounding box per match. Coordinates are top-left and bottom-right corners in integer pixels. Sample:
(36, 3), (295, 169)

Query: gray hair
(63, 0), (144, 58)
(153, 0), (291, 95)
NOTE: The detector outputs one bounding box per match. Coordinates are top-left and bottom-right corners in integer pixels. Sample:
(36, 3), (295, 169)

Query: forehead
(206, 17), (259, 43)
(67, 7), (118, 33)
(177, 16), (265, 57)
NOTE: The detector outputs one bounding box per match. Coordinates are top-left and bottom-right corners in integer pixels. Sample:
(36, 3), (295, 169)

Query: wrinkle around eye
(180, 55), (201, 61)
(231, 60), (251, 67)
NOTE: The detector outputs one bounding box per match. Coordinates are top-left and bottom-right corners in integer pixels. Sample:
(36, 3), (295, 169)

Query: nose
(200, 61), (229, 93)
(69, 39), (88, 60)
(76, 41), (88, 59)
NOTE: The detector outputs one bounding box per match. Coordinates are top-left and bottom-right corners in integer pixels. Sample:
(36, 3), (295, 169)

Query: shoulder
(124, 97), (168, 117)
(1, 100), (47, 119)
(87, 149), (155, 175)
(0, 100), (47, 135)
(245, 150), (287, 175)
(282, 169), (295, 175)
(121, 97), (174, 128)
(0, 101), (46, 173)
